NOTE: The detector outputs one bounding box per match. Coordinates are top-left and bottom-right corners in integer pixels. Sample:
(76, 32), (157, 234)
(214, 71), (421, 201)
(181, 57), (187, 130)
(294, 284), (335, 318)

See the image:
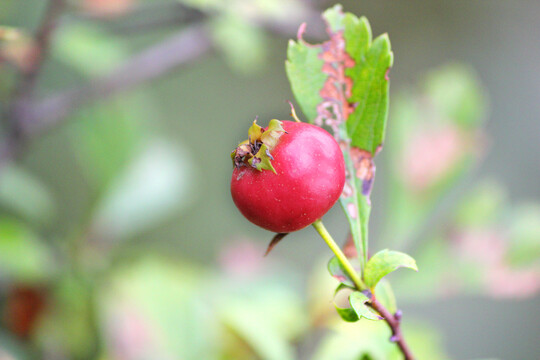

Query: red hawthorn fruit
(231, 119), (345, 233)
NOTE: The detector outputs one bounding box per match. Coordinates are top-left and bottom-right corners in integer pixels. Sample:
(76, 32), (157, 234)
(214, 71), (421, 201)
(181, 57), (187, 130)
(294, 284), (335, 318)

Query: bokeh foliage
(0, 1), (538, 360)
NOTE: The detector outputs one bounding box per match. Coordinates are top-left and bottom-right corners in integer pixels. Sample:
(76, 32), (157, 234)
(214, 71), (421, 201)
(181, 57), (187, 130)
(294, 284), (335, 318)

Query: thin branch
(1, 2), (324, 169)
(10, 0), (66, 103)
(73, 1), (324, 39)
(1, 0), (66, 172)
(4, 0), (66, 131)
(14, 8), (326, 139)
(369, 298), (415, 360)
(17, 24), (212, 138)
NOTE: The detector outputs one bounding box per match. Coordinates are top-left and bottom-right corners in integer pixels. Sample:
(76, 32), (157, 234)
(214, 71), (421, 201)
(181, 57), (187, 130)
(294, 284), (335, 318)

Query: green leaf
(328, 256), (358, 287)
(333, 284), (358, 322)
(211, 13), (268, 74)
(92, 140), (198, 241)
(0, 165), (56, 225)
(334, 282), (355, 296)
(218, 282), (306, 360)
(424, 63), (488, 129)
(454, 180), (506, 228)
(364, 249), (418, 289)
(286, 4), (393, 270)
(335, 305), (359, 322)
(38, 275), (97, 359)
(285, 36), (325, 122)
(349, 291), (381, 321)
(96, 258), (217, 360)
(286, 4), (392, 153)
(54, 23), (127, 77)
(68, 100), (142, 190)
(381, 64), (488, 248)
(347, 33), (393, 153)
(0, 218), (55, 283)
(507, 204), (540, 267)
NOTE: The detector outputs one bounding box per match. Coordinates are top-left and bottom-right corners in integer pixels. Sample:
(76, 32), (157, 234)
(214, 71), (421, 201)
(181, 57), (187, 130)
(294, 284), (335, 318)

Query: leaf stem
(312, 219), (415, 360)
(312, 220), (366, 290)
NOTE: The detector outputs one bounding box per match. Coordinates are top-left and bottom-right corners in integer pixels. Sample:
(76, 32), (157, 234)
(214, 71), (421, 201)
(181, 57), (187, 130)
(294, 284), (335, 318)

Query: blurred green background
(0, 0), (539, 359)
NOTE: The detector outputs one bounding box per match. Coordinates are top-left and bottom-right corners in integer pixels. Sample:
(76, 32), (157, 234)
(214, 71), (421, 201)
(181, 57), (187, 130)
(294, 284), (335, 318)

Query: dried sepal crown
(231, 119), (287, 173)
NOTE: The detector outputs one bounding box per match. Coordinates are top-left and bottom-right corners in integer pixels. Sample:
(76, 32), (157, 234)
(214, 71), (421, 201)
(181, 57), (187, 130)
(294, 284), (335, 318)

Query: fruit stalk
(312, 220), (366, 290)
(312, 219), (415, 360)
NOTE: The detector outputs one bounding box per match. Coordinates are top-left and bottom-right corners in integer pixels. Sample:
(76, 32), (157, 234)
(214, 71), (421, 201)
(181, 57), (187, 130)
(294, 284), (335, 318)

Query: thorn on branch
(265, 233), (288, 256)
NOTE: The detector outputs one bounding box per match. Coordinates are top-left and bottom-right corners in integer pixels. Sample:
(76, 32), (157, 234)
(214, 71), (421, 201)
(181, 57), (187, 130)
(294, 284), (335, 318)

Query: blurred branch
(72, 1), (206, 35)
(1, 0), (66, 169)
(12, 7), (325, 138)
(109, 8), (205, 35)
(19, 24), (211, 137)
(8, 0), (66, 109)
(0, 1), (325, 173)
(73, 1), (325, 38)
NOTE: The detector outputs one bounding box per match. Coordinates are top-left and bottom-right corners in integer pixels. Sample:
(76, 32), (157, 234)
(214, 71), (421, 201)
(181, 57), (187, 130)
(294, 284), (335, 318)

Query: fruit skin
(231, 120), (346, 233)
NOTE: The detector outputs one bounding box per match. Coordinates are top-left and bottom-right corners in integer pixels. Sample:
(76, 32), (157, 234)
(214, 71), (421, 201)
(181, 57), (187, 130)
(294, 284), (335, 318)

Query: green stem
(312, 219), (366, 290)
(313, 219), (415, 360)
